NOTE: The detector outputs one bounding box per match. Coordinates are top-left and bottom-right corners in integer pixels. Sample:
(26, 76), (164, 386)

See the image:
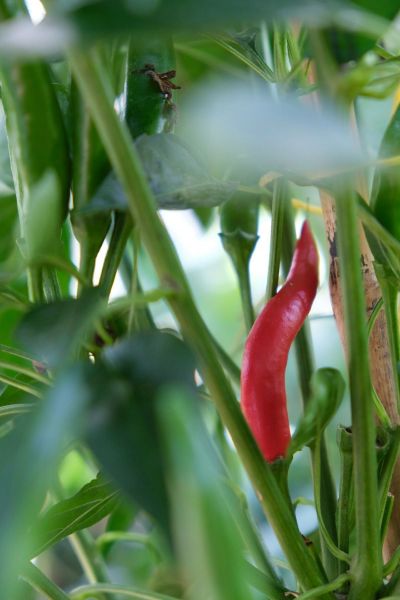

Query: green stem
(68, 47), (329, 594)
(70, 584), (175, 600)
(212, 337), (241, 385)
(336, 426), (354, 576)
(296, 573), (352, 600)
(27, 265), (45, 304)
(236, 257), (255, 332)
(99, 213), (132, 298)
(335, 185), (382, 600)
(374, 263), (400, 415)
(381, 494), (395, 543)
(69, 529), (110, 586)
(78, 247), (97, 295)
(266, 180), (285, 300)
(22, 562), (71, 600)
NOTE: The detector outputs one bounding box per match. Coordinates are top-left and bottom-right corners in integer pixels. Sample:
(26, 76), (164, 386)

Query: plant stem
(68, 47), (330, 594)
(236, 255), (255, 332)
(69, 529), (110, 586)
(337, 426), (354, 576)
(22, 562), (71, 600)
(70, 583), (175, 599)
(335, 184), (382, 599)
(99, 213), (132, 298)
(266, 179), (285, 300)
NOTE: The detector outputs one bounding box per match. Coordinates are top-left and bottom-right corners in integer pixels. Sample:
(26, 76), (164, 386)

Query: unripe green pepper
(0, 1), (70, 220)
(126, 39), (177, 139)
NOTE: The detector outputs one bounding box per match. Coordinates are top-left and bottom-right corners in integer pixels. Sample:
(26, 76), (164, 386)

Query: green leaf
(30, 474), (120, 557)
(0, 105), (15, 195)
(371, 105), (400, 242)
(288, 368), (345, 456)
(82, 133), (235, 214)
(157, 386), (258, 600)
(84, 331), (197, 534)
(0, 365), (89, 598)
(322, 0), (399, 64)
(16, 288), (104, 368)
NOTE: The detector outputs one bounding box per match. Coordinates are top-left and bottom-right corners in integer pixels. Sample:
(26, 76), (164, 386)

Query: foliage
(1, 1), (400, 599)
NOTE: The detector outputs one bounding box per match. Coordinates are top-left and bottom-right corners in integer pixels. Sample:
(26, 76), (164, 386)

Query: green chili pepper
(0, 1), (70, 219)
(0, 0), (70, 301)
(126, 39), (177, 139)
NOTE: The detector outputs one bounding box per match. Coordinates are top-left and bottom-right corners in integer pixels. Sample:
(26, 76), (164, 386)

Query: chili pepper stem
(77, 247), (97, 296)
(236, 257), (256, 332)
(335, 184), (382, 599)
(68, 48), (331, 595)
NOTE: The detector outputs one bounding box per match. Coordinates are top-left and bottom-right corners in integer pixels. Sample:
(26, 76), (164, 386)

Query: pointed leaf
(30, 474), (120, 557)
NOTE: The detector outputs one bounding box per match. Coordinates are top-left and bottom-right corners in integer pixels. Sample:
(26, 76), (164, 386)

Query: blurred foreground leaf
(158, 387), (266, 600)
(0, 366), (89, 598)
(0, 1), (387, 59)
(16, 289), (104, 369)
(85, 331), (197, 535)
(83, 133), (235, 214)
(182, 85), (364, 180)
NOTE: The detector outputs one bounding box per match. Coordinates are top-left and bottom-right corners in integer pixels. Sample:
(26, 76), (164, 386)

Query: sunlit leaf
(30, 474), (120, 557)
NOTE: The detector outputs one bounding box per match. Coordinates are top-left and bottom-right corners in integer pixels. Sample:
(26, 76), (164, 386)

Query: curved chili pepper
(241, 221), (319, 462)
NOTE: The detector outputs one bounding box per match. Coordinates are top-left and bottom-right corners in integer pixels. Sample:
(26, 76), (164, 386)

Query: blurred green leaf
(182, 85), (364, 180)
(0, 106), (15, 195)
(158, 386), (260, 600)
(322, 0), (399, 63)
(0, 0), (369, 60)
(53, 0), (344, 40)
(83, 133), (235, 214)
(85, 331), (197, 534)
(16, 288), (104, 368)
(30, 473), (120, 557)
(0, 365), (89, 598)
(371, 105), (400, 242)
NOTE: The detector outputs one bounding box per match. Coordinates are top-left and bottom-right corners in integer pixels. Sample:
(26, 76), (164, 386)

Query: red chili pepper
(241, 221), (319, 462)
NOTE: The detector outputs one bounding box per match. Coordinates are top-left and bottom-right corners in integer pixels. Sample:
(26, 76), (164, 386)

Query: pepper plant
(2, 1), (400, 599)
